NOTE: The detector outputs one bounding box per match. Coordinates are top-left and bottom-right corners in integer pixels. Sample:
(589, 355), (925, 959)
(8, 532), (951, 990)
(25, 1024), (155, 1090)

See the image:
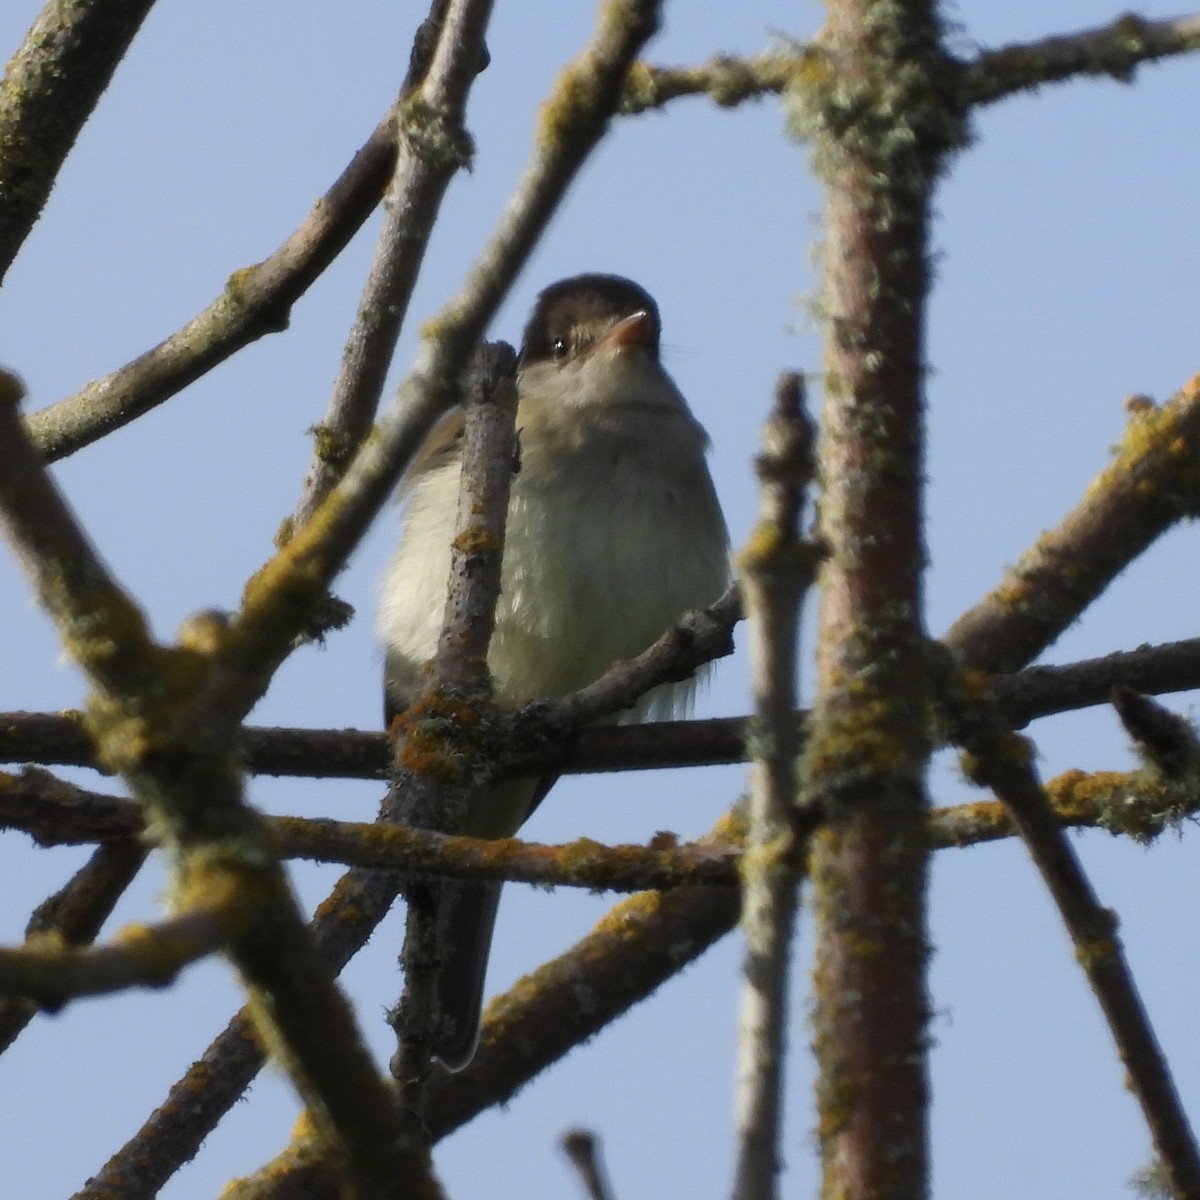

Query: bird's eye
(551, 337), (569, 360)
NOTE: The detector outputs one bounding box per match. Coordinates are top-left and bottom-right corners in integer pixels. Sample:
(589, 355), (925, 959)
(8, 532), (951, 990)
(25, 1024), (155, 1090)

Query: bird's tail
(428, 878), (504, 1071)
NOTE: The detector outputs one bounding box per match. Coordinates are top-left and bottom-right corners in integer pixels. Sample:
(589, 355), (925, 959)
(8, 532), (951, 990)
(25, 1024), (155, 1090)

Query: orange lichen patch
(451, 525), (500, 557)
(1046, 768), (1133, 822)
(387, 690), (496, 782)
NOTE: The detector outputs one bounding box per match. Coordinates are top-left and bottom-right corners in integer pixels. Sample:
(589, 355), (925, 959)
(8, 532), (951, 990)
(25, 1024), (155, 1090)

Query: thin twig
(621, 50), (806, 113)
(562, 1130), (617, 1200)
(959, 12), (1200, 108)
(287, 3), (490, 531)
(943, 659), (1200, 1200)
(0, 903), (232, 1003)
(732, 373), (818, 1200)
(0, 838), (146, 1052)
(532, 583), (741, 731)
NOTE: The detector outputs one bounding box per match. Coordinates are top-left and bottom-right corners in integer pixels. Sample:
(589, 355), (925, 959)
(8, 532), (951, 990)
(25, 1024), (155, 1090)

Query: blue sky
(2, 2), (1200, 1198)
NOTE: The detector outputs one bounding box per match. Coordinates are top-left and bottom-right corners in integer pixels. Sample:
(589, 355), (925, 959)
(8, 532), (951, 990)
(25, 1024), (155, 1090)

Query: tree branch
(0, 0), (157, 284)
(287, 4), (491, 533)
(389, 340), (519, 1099)
(732, 372), (818, 1200)
(942, 659), (1200, 1200)
(0, 838), (146, 1052)
(945, 376), (1200, 673)
(0, 903), (232, 1004)
(790, 4), (966, 1195)
(959, 12), (1200, 108)
(621, 49), (805, 113)
(21, 109), (399, 461)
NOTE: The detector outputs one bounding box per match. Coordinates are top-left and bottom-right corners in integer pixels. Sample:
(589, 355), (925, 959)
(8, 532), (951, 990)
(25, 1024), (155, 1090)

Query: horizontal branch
(960, 11), (1200, 107)
(0, 904), (231, 1005)
(8, 629), (1200, 781)
(621, 50), (802, 113)
(6, 757), (1193, 878)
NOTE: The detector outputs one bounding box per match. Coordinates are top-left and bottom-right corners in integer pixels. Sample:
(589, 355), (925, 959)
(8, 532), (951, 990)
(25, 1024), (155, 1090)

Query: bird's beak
(600, 309), (653, 352)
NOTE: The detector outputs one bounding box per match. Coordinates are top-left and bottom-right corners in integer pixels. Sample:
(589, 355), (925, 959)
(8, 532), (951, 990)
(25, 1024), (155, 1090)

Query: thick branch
(792, 5), (965, 1196)
(389, 341), (519, 1095)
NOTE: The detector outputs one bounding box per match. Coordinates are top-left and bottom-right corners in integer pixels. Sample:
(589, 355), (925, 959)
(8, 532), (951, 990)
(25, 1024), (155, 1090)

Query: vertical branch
(732, 373), (818, 1200)
(389, 342), (519, 1110)
(289, 0), (492, 530)
(789, 5), (967, 1198)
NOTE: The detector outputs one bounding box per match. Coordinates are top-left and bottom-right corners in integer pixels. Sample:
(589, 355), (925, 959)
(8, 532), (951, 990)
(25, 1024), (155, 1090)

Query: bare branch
(390, 341), (519, 1097)
(621, 50), (804, 113)
(946, 377), (1200, 673)
(1111, 686), (1200, 782)
(531, 583), (741, 731)
(11, 628), (1200, 787)
(0, 903), (231, 1004)
(960, 12), (1200, 108)
(943, 659), (1200, 1200)
(0, 0), (157, 283)
(732, 372), (818, 1200)
(23, 111), (398, 461)
(0, 838), (145, 1052)
(202, 0), (667, 727)
(287, 6), (492, 530)
(791, 2), (966, 1193)
(0, 371), (163, 699)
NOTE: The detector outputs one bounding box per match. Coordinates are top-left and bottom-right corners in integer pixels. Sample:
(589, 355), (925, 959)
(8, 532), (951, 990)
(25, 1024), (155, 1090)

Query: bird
(379, 273), (729, 1069)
